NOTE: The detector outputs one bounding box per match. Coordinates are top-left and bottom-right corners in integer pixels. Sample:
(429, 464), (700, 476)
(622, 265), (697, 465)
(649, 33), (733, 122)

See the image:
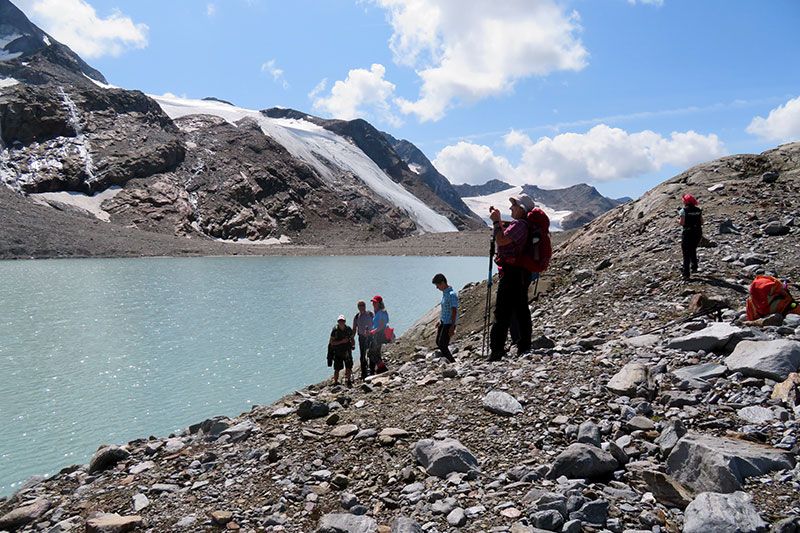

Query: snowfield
(151, 94), (457, 233)
(462, 186), (572, 231)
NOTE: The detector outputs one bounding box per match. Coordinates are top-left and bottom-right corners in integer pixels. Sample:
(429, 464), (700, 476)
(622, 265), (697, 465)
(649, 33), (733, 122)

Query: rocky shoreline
(2, 144), (800, 532)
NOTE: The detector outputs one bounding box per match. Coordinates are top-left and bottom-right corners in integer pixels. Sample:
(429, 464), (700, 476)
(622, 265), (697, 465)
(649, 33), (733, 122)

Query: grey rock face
(763, 221), (790, 236)
(88, 445), (130, 474)
(446, 507), (467, 527)
(316, 513), (377, 533)
(220, 420), (257, 442)
(412, 438), (479, 478)
(666, 432), (795, 493)
(547, 443), (618, 479)
(724, 339), (800, 381)
(607, 362), (650, 396)
(683, 491), (768, 533)
(667, 323), (749, 353)
(736, 406), (775, 424)
(655, 420), (687, 455)
(482, 390), (523, 416)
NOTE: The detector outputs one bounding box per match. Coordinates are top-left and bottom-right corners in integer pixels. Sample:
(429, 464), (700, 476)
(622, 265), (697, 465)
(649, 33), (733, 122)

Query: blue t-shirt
(440, 286), (458, 325)
(373, 309), (389, 331)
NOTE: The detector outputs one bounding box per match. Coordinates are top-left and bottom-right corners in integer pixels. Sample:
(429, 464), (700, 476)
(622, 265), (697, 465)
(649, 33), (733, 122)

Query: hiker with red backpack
(679, 194), (703, 280)
(488, 194), (536, 361)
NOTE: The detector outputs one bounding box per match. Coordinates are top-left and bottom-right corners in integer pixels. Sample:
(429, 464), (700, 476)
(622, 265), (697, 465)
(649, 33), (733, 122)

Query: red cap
(371, 295), (383, 303)
(682, 194), (698, 206)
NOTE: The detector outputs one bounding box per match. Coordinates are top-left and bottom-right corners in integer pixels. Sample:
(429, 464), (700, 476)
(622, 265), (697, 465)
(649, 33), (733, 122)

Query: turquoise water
(0, 255), (485, 495)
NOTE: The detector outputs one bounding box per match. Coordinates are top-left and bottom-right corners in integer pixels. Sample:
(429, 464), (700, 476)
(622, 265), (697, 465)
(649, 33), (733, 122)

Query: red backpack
(505, 208), (552, 273)
(746, 275), (799, 320)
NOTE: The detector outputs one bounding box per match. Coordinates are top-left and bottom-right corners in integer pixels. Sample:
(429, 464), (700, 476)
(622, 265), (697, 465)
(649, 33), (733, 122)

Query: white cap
(337, 314), (346, 321)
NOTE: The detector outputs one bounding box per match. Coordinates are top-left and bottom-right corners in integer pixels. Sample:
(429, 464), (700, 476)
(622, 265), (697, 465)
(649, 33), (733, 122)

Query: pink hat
(371, 295), (383, 303)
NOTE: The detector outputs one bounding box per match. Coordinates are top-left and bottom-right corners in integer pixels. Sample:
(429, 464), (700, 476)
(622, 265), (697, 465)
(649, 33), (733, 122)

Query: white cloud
(746, 96), (800, 142)
(308, 78), (328, 100)
(15, 0), (148, 58)
(628, 0), (664, 5)
(312, 63), (402, 127)
(433, 142), (516, 184)
(372, 0), (588, 121)
(261, 59), (289, 89)
(434, 125), (725, 187)
(206, 3), (217, 17)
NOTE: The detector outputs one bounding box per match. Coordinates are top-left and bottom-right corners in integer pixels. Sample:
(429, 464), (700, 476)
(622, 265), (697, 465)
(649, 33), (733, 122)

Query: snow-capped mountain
(0, 0), (481, 247)
(455, 180), (630, 230)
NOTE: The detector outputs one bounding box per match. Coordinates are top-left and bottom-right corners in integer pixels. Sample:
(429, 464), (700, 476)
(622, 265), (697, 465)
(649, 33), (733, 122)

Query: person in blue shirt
(368, 295), (389, 374)
(432, 273), (458, 363)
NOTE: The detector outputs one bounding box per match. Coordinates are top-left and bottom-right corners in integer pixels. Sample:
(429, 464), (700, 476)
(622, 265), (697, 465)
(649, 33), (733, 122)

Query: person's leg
(436, 323), (455, 362)
(368, 337), (378, 375)
(345, 354), (353, 387)
(333, 353), (342, 384)
(516, 273), (532, 353)
(681, 233), (691, 278)
(490, 273), (514, 359)
(359, 336), (369, 380)
(690, 232), (701, 271)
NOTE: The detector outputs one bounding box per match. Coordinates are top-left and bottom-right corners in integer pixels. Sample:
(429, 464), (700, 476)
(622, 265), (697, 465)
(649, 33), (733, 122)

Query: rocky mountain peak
(0, 0), (107, 85)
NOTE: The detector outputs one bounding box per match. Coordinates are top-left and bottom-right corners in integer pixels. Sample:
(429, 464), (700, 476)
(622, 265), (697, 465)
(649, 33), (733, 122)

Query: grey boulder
(316, 513), (377, 533)
(482, 390), (523, 416)
(667, 323), (749, 353)
(220, 420), (257, 442)
(666, 432), (795, 493)
(391, 516), (422, 533)
(724, 339), (800, 381)
(412, 438), (479, 478)
(88, 445), (130, 474)
(683, 491), (768, 533)
(606, 361), (650, 396)
(671, 362), (727, 382)
(0, 498), (51, 531)
(298, 400), (330, 420)
(547, 443), (618, 479)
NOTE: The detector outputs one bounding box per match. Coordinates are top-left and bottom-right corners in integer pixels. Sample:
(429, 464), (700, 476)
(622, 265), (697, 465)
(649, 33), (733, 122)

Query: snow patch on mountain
(30, 186), (122, 222)
(0, 76), (19, 89)
(462, 186), (572, 231)
(152, 93), (457, 233)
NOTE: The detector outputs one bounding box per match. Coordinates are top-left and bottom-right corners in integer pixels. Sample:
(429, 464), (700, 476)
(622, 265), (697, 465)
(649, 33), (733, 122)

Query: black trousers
(436, 323), (455, 362)
(681, 230), (701, 276)
(490, 265), (532, 358)
(368, 334), (384, 375)
(357, 335), (370, 379)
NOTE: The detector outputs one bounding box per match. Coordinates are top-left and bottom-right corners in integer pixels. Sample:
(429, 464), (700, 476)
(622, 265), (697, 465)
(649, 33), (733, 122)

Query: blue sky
(14, 0), (800, 198)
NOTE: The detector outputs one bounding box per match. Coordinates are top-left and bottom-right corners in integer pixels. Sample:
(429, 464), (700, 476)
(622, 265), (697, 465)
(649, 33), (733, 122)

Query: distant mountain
(452, 179), (514, 198)
(455, 180), (630, 230)
(0, 0), (106, 85)
(0, 2), (487, 257)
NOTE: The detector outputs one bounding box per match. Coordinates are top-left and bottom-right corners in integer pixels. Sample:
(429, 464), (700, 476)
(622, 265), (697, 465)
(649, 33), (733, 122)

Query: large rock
(667, 323), (749, 353)
(220, 420), (257, 442)
(666, 432), (795, 493)
(297, 400), (330, 420)
(482, 390), (523, 416)
(85, 513), (143, 533)
(88, 445), (130, 474)
(412, 438), (479, 478)
(391, 517), (422, 533)
(547, 443), (618, 479)
(640, 470), (693, 509)
(316, 513), (377, 533)
(606, 362), (650, 396)
(0, 498), (51, 530)
(683, 492), (768, 533)
(672, 362), (727, 382)
(724, 340), (800, 381)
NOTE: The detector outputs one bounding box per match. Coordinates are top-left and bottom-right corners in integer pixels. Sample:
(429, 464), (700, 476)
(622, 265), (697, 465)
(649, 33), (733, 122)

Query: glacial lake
(0, 255), (486, 495)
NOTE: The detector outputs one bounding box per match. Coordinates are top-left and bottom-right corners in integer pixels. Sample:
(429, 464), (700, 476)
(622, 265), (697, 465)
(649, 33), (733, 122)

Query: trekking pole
(481, 234), (496, 358)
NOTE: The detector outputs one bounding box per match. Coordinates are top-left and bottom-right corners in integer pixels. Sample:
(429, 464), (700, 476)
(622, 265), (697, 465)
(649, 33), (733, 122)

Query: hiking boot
(345, 379), (353, 388)
(488, 353), (503, 362)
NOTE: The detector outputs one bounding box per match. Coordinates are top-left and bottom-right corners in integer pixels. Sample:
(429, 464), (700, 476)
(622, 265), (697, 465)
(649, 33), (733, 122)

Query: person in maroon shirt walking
(488, 193), (534, 361)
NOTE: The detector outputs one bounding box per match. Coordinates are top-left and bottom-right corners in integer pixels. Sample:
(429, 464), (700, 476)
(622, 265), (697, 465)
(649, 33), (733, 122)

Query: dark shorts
(333, 350), (353, 371)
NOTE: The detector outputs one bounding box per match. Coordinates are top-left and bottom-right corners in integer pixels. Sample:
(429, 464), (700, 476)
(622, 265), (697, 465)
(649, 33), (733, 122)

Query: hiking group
(327, 189), (799, 382)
